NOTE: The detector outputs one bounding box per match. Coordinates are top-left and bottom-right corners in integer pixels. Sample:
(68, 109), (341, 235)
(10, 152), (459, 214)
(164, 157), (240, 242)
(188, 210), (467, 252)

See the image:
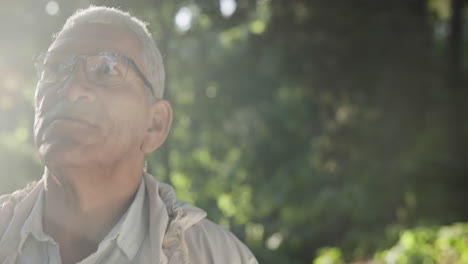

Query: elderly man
(0, 6), (258, 264)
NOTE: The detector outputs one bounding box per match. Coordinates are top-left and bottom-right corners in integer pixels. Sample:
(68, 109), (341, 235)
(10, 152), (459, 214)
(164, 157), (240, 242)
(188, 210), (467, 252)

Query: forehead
(49, 23), (143, 63)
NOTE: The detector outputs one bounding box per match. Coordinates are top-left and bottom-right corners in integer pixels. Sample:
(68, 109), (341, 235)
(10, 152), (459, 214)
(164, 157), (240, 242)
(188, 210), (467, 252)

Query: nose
(56, 61), (96, 103)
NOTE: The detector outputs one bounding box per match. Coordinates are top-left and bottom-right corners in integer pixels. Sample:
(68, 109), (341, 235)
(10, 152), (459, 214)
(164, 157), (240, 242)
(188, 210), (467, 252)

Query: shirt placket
(46, 240), (61, 264)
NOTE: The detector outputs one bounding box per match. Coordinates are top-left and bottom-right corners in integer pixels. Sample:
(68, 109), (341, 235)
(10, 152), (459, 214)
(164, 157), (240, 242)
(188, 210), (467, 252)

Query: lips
(35, 99), (101, 135)
(41, 110), (98, 129)
(51, 115), (97, 127)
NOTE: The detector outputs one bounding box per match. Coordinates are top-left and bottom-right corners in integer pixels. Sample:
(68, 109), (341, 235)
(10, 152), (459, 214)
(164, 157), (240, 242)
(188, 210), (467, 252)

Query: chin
(38, 140), (93, 170)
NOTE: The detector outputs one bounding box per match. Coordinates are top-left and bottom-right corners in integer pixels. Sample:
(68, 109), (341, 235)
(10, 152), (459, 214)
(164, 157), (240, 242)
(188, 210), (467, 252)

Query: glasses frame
(34, 52), (155, 97)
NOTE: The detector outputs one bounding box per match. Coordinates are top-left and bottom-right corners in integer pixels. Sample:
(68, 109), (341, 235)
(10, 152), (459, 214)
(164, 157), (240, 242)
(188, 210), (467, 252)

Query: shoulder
(183, 219), (258, 264)
(0, 182), (40, 235)
(144, 174), (258, 263)
(0, 181), (39, 209)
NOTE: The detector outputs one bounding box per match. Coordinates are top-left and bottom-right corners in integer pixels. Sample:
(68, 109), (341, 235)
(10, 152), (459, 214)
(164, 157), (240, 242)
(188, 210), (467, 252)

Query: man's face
(34, 23), (153, 171)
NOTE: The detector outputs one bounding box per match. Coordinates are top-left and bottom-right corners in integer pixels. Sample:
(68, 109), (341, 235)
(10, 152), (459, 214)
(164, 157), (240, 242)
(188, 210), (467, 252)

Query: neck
(42, 161), (143, 263)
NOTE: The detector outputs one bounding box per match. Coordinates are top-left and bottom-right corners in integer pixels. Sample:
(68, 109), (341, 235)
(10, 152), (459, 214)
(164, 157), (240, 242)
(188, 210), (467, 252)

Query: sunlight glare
(175, 7), (193, 32)
(266, 232), (283, 250)
(45, 1), (59, 16)
(220, 0), (237, 17)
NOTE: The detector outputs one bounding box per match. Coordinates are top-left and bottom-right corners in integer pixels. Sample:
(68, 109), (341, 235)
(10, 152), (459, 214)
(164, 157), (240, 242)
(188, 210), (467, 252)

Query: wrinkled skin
(34, 23), (155, 175)
(32, 23), (172, 264)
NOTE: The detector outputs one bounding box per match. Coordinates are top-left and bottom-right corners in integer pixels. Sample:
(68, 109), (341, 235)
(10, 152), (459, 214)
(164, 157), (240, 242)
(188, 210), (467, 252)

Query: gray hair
(53, 6), (165, 99)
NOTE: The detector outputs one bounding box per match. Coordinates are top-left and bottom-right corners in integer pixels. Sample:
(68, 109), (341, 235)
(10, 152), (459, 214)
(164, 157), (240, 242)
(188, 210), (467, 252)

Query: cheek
(35, 84), (58, 118)
(33, 117), (44, 150)
(33, 88), (51, 145)
(103, 96), (149, 140)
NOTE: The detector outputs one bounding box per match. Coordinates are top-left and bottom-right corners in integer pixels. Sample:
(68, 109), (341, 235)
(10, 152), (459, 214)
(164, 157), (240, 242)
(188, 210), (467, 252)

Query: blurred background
(1, 0), (467, 263)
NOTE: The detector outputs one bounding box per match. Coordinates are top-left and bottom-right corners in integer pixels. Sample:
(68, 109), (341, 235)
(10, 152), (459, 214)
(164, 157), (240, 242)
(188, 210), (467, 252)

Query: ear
(141, 100), (173, 154)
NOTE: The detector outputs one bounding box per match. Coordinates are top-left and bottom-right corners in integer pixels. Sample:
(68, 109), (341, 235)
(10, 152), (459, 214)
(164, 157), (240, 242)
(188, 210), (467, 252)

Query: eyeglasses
(34, 52), (154, 96)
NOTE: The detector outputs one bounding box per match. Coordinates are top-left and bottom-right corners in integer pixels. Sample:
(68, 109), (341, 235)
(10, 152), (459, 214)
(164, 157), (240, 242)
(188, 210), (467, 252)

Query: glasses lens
(35, 52), (74, 84)
(85, 54), (129, 87)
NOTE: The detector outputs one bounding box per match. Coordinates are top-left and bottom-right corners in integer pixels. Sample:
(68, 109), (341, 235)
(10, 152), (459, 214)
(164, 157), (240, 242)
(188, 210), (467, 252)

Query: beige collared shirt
(1, 173), (258, 264)
(17, 179), (147, 264)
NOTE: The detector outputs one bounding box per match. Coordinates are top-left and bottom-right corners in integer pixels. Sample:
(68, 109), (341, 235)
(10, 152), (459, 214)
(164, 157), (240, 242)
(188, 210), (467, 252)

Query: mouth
(50, 115), (97, 128)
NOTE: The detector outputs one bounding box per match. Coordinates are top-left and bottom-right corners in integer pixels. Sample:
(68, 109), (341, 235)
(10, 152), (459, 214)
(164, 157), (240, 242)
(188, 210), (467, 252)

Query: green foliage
(312, 223), (468, 263)
(377, 223), (468, 264)
(313, 248), (344, 264)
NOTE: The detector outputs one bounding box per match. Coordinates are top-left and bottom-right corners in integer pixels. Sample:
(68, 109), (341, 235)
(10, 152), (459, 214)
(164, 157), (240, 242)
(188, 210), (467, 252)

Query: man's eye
(39, 54), (75, 82)
(89, 56), (123, 79)
(95, 63), (119, 76)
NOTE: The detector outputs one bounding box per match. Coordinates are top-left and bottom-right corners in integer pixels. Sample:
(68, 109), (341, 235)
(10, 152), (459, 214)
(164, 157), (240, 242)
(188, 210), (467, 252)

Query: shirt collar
(18, 189), (52, 252)
(115, 177), (147, 260)
(17, 177), (148, 261)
